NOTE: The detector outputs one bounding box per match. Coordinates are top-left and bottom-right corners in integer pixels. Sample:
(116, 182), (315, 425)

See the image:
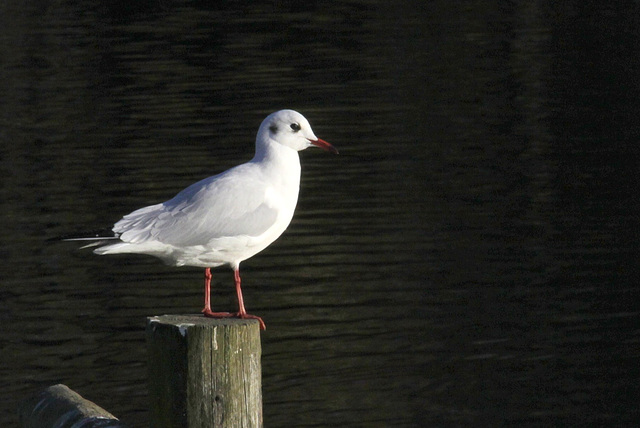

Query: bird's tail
(51, 229), (120, 249)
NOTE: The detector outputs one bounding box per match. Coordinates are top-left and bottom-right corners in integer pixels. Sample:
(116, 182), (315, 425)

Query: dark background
(1, 1), (639, 426)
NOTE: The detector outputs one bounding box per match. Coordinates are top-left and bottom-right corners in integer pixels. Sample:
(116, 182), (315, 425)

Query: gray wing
(114, 165), (279, 247)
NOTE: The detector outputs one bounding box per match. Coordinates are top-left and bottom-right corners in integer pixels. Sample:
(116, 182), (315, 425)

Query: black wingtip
(48, 228), (118, 243)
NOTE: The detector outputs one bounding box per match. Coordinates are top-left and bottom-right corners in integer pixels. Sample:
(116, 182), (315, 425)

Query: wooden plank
(146, 315), (262, 428)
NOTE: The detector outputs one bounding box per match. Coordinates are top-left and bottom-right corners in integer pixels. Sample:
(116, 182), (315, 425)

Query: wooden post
(146, 315), (262, 428)
(18, 384), (124, 428)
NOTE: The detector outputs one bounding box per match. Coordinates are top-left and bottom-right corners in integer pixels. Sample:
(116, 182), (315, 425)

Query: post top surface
(147, 314), (261, 328)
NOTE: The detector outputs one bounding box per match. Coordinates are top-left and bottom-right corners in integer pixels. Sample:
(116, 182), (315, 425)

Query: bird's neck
(252, 140), (301, 180)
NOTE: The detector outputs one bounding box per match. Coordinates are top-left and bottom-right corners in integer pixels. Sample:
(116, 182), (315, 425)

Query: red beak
(309, 138), (339, 154)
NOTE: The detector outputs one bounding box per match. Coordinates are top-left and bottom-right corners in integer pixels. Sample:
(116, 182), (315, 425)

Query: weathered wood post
(146, 315), (262, 428)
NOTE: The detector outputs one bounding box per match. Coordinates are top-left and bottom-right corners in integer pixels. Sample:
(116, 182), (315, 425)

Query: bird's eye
(290, 123), (301, 132)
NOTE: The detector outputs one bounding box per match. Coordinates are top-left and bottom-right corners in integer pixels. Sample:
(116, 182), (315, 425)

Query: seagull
(67, 110), (338, 330)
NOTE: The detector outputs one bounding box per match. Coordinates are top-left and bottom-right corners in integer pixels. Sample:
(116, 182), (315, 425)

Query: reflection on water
(1, 1), (639, 426)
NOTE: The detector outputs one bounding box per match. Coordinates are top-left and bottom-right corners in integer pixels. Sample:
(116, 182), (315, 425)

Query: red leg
(233, 268), (266, 330)
(203, 268), (211, 312)
(202, 268), (232, 318)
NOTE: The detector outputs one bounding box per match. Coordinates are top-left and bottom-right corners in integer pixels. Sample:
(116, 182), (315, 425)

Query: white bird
(68, 110), (338, 330)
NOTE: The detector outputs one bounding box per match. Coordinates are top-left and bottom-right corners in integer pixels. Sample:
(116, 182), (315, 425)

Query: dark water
(1, 1), (639, 426)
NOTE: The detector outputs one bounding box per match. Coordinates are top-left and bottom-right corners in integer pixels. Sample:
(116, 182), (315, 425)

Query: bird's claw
(238, 313), (266, 330)
(202, 308), (234, 318)
(202, 308), (266, 330)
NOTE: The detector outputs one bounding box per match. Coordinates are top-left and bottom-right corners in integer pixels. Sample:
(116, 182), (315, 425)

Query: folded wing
(114, 165), (279, 248)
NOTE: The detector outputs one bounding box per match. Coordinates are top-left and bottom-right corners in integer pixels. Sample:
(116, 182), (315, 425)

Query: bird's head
(257, 110), (338, 154)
